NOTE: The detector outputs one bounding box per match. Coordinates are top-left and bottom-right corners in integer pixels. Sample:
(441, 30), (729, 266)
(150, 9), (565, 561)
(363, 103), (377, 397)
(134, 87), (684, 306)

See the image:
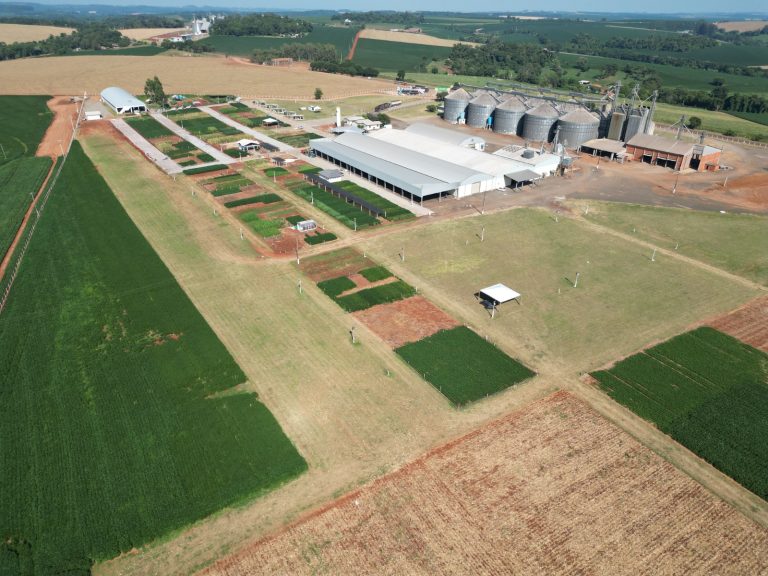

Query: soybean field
(592, 327), (768, 500)
(0, 95), (52, 165)
(0, 142), (306, 576)
(0, 156), (51, 259)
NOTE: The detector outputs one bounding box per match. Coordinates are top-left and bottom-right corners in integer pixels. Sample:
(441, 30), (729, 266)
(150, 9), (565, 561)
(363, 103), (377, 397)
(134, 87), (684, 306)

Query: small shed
(475, 283), (521, 317)
(296, 219), (317, 232)
(236, 139), (260, 152)
(84, 110), (103, 121)
(318, 168), (344, 182)
(262, 118), (279, 127)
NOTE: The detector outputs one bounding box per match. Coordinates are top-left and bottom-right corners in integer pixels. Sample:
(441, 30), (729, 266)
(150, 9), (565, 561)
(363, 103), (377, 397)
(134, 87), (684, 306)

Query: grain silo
(443, 88), (472, 124)
(624, 108), (645, 142)
(522, 102), (560, 142)
(493, 97), (527, 135)
(607, 109), (626, 140)
(466, 93), (498, 128)
(557, 108), (600, 148)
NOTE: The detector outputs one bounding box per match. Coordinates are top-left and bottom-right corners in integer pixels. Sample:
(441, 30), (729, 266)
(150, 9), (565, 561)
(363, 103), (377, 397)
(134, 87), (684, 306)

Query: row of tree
(210, 14), (312, 37)
(0, 15), (186, 29)
(0, 23), (129, 60)
(330, 11), (424, 26)
(250, 43), (338, 64)
(310, 60), (379, 78)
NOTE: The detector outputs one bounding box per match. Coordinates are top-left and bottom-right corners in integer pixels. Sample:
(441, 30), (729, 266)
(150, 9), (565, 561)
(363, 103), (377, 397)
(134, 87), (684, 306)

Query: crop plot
(205, 392), (768, 576)
(316, 262), (416, 313)
(166, 109), (246, 145)
(396, 326), (535, 405)
(200, 172), (258, 197)
(301, 247), (371, 282)
(335, 181), (414, 221)
(0, 143), (306, 575)
(287, 181), (380, 230)
(0, 156), (51, 260)
(123, 116), (214, 166)
(709, 295), (768, 352)
(591, 327), (768, 500)
(0, 95), (52, 164)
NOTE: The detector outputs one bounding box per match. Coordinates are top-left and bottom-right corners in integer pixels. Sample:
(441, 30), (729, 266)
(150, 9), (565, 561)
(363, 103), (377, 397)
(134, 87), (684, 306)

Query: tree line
(210, 14), (312, 37)
(310, 60), (379, 78)
(0, 23), (129, 60)
(0, 14), (186, 29)
(330, 11), (424, 26)
(250, 42), (338, 64)
(447, 41), (555, 84)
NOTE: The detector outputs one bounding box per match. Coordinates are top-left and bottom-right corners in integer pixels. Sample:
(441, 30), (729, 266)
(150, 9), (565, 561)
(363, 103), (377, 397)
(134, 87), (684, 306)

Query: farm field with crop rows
(592, 327), (768, 500)
(0, 156), (51, 258)
(202, 26), (357, 57)
(289, 182), (380, 229)
(335, 181), (414, 221)
(0, 143), (306, 575)
(396, 326), (535, 405)
(0, 95), (52, 164)
(352, 38), (452, 72)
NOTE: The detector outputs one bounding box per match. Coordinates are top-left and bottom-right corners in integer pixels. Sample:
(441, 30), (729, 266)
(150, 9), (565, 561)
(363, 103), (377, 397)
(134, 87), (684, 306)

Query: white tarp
(479, 283), (520, 304)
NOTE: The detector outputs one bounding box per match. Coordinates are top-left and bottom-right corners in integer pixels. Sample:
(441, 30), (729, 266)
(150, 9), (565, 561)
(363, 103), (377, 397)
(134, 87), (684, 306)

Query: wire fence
(304, 173), (385, 217)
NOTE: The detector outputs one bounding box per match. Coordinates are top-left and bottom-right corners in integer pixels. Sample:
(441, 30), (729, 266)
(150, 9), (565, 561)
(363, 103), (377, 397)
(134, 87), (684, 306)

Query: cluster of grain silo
(442, 87), (604, 148)
(604, 103), (654, 143)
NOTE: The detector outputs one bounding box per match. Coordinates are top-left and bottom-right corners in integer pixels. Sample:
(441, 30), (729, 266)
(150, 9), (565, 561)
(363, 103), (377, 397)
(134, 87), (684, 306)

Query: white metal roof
(405, 122), (485, 148)
(480, 284), (520, 304)
(100, 87), (146, 113)
(236, 139), (259, 147)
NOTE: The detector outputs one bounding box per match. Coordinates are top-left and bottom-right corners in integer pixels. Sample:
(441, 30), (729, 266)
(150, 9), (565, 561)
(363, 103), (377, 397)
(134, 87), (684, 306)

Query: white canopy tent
(476, 283), (521, 317)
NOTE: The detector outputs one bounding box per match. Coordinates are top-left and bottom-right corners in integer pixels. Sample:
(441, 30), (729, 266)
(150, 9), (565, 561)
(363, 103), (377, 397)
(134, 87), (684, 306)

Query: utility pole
(672, 171), (680, 194)
(295, 240), (300, 265)
(651, 248), (657, 262)
(481, 226), (485, 242)
(573, 272), (580, 288)
(481, 189), (487, 215)
(349, 326), (356, 344)
(400, 246), (405, 262)
(298, 279), (302, 294)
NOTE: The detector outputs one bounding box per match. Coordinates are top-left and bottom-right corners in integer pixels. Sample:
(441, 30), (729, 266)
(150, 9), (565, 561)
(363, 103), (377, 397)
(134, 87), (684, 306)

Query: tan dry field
(709, 295), (768, 352)
(359, 28), (475, 47)
(0, 23), (74, 42)
(716, 20), (768, 32)
(0, 54), (395, 99)
(118, 27), (185, 40)
(36, 96), (78, 158)
(204, 391), (768, 576)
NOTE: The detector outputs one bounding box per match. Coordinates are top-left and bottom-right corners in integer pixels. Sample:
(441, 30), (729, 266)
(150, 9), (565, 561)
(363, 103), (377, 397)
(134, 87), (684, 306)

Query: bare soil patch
(300, 247), (370, 282)
(709, 295), (768, 352)
(37, 96), (78, 158)
(352, 295), (460, 348)
(716, 20), (768, 32)
(204, 391), (768, 576)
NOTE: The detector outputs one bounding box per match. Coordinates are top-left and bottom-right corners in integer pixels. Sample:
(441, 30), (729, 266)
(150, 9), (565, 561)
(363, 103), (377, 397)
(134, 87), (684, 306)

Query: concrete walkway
(151, 113), (235, 165)
(111, 119), (183, 175)
(198, 106), (293, 153)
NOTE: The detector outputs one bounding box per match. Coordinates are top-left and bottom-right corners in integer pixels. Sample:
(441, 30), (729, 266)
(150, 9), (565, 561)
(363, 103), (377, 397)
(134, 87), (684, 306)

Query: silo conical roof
(527, 102), (560, 117)
(560, 108), (600, 124)
(469, 93), (498, 106)
(445, 88), (472, 101)
(496, 97), (527, 112)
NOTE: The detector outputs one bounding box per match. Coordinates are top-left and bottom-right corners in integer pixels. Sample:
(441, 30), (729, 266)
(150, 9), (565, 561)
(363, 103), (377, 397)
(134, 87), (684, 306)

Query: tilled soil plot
(709, 295), (768, 352)
(204, 391), (768, 576)
(352, 295), (460, 348)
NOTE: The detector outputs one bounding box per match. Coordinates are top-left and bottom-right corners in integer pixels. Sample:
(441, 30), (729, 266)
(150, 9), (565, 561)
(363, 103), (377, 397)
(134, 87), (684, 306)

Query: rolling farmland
(202, 26), (358, 57)
(0, 95), (53, 164)
(352, 38), (452, 71)
(0, 23), (74, 42)
(0, 143), (306, 575)
(592, 327), (768, 500)
(0, 156), (51, 258)
(204, 392), (768, 576)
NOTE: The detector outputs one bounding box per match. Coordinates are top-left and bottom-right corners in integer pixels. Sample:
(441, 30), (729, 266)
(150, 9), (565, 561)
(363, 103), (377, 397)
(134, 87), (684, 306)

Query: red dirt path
(709, 295), (768, 352)
(36, 97), (78, 159)
(346, 29), (362, 61)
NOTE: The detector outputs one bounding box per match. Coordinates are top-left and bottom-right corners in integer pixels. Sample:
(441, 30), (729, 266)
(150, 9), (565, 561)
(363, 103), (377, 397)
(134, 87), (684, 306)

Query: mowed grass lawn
(0, 143), (306, 574)
(583, 202), (768, 286)
(363, 208), (756, 372)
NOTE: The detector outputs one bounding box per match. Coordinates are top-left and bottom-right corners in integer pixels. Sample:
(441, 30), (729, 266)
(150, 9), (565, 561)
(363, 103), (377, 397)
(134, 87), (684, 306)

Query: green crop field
(201, 26), (357, 57)
(224, 193), (281, 208)
(592, 327), (768, 500)
(353, 39), (452, 72)
(0, 156), (51, 259)
(238, 210), (284, 237)
(125, 116), (174, 140)
(654, 103), (768, 140)
(289, 183), (380, 229)
(264, 167), (289, 177)
(0, 143), (306, 575)
(184, 164), (227, 175)
(583, 202), (768, 286)
(168, 112), (244, 144)
(726, 110), (768, 128)
(305, 231), (337, 245)
(362, 208), (755, 372)
(72, 45), (168, 56)
(0, 95), (53, 165)
(317, 273), (415, 311)
(276, 133), (323, 148)
(336, 181), (414, 221)
(359, 265), (393, 282)
(396, 326), (535, 406)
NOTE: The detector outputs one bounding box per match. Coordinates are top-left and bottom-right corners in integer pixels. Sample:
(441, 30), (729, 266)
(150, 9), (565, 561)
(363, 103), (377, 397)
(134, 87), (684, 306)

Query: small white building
(100, 87), (147, 115)
(492, 146), (562, 178)
(84, 110), (103, 121)
(236, 139), (260, 152)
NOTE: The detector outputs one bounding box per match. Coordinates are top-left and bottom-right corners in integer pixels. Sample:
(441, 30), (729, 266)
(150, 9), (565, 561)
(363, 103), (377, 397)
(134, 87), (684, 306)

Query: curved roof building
(100, 87), (147, 115)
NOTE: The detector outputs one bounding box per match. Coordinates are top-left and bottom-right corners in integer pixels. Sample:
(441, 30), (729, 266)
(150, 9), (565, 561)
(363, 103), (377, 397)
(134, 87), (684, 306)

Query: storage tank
(466, 93), (498, 128)
(443, 88), (472, 124)
(607, 110), (626, 141)
(624, 108), (645, 142)
(556, 108), (600, 149)
(493, 97), (527, 134)
(521, 102), (560, 142)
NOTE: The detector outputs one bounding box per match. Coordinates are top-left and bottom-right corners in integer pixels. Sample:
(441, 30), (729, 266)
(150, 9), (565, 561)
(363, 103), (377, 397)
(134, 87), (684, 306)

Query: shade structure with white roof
(100, 87), (147, 115)
(477, 284), (521, 305)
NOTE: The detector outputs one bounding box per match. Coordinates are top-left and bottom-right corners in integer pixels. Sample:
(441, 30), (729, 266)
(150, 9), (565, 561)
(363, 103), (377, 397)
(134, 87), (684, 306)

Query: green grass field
(335, 181), (414, 221)
(396, 326), (535, 406)
(0, 156), (51, 259)
(0, 142), (306, 575)
(125, 116), (174, 140)
(726, 110), (768, 128)
(201, 26), (358, 57)
(167, 111), (244, 144)
(353, 38), (452, 72)
(289, 183), (380, 229)
(654, 103), (768, 141)
(0, 95), (53, 165)
(583, 202), (768, 286)
(362, 208), (756, 372)
(592, 327), (768, 500)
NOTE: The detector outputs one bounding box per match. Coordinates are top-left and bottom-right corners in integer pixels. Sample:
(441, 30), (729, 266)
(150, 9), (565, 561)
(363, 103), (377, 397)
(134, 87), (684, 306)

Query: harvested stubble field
(204, 391), (768, 576)
(361, 208), (757, 373)
(358, 28), (475, 47)
(0, 55), (396, 98)
(0, 23), (74, 42)
(709, 295), (768, 352)
(118, 28), (185, 40)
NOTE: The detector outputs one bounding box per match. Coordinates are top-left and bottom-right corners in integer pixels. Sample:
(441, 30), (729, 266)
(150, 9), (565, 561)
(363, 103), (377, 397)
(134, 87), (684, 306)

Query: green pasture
(396, 326), (535, 406)
(582, 202), (768, 286)
(654, 103), (768, 140)
(362, 208), (755, 372)
(726, 110), (768, 128)
(0, 143), (306, 576)
(592, 327), (768, 500)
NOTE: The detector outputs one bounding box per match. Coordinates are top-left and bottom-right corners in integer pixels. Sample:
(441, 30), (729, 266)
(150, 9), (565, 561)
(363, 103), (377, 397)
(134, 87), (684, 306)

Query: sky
(30, 0), (768, 13)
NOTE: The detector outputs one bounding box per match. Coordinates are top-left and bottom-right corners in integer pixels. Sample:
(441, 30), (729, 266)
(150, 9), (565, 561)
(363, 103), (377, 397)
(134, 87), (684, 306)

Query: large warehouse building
(309, 124), (560, 201)
(100, 87), (147, 115)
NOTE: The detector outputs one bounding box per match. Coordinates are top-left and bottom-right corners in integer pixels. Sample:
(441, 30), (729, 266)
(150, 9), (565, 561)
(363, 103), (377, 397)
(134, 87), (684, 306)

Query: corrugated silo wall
(443, 99), (469, 124)
(607, 111), (626, 141)
(493, 108), (525, 134)
(522, 112), (558, 142)
(624, 111), (644, 142)
(558, 119), (599, 148)
(466, 102), (496, 128)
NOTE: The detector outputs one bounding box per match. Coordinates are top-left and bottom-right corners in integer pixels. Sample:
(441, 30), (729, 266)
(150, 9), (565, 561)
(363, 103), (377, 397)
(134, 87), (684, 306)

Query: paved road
(151, 113), (235, 165)
(198, 106), (293, 153)
(111, 119), (183, 175)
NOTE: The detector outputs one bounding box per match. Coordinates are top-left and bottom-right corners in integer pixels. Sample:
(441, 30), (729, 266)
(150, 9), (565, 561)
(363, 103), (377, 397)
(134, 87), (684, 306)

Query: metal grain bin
(493, 97), (527, 134)
(557, 108), (600, 148)
(521, 102), (560, 142)
(466, 93), (498, 128)
(443, 88), (472, 124)
(607, 110), (626, 141)
(624, 109), (645, 142)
